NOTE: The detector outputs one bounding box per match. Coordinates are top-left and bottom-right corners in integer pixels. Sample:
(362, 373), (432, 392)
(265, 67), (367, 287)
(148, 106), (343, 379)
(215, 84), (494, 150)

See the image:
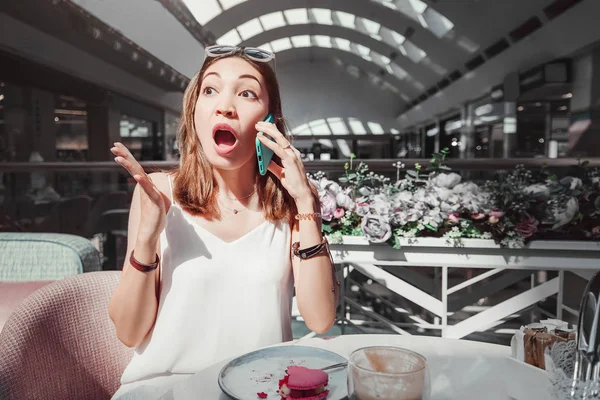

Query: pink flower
(471, 213), (486, 220)
(448, 214), (460, 224)
(488, 216), (499, 224)
(320, 193), (336, 221)
(489, 210), (504, 218)
(514, 216), (539, 238)
(333, 208), (345, 219)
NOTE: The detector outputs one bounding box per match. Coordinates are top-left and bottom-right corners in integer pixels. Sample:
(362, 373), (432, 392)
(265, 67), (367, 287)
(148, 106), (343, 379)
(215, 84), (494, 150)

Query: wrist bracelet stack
(129, 250), (160, 272)
(292, 237), (341, 293)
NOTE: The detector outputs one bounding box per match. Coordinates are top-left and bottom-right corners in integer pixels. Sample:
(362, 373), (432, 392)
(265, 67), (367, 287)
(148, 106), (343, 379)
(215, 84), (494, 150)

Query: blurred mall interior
(1, 0), (600, 344)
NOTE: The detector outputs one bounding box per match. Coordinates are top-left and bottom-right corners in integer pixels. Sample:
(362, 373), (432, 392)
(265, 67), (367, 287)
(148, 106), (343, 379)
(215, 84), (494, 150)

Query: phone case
(256, 113), (275, 176)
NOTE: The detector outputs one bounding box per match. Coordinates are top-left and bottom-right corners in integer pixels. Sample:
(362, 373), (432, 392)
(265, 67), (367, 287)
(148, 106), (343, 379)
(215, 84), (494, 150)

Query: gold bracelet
(295, 212), (321, 220)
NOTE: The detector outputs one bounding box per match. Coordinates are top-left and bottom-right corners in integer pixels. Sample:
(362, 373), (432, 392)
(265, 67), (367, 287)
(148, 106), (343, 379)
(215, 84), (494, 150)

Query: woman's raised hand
(110, 142), (170, 244)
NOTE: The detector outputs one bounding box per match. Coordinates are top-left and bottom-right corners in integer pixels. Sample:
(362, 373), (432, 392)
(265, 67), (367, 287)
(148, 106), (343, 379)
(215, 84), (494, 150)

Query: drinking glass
(347, 346), (430, 400)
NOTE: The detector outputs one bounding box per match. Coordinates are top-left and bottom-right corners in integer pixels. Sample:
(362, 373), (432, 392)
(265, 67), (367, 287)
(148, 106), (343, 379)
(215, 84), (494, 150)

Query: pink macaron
(278, 366), (329, 400)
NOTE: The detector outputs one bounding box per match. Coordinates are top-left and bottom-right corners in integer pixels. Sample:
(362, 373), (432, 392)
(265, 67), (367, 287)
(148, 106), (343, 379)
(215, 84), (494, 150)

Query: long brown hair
(172, 51), (298, 224)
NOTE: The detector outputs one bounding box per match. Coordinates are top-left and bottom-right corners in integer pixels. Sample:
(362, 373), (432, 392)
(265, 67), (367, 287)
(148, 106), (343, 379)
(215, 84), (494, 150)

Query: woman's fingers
(267, 162), (284, 179)
(111, 142), (162, 205)
(256, 122), (294, 154)
(133, 173), (163, 204)
(111, 142), (145, 177)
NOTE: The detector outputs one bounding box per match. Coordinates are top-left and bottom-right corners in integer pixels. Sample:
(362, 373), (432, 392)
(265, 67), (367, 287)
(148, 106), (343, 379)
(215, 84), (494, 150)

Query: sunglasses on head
(205, 45), (276, 70)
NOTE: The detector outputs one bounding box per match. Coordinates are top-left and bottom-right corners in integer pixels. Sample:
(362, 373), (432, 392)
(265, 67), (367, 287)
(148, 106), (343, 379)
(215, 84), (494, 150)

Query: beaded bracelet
(295, 212), (321, 220)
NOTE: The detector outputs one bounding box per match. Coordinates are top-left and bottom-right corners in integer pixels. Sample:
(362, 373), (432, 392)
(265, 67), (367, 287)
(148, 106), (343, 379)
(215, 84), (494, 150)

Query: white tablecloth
(148, 334), (517, 400)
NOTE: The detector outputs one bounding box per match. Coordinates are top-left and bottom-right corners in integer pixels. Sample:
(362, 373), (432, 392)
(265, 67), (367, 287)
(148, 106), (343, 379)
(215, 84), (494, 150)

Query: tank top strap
(167, 173), (176, 205)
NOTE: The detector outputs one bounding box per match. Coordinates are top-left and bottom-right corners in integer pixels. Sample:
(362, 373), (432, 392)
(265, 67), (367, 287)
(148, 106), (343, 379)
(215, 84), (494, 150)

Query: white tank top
(120, 176), (294, 384)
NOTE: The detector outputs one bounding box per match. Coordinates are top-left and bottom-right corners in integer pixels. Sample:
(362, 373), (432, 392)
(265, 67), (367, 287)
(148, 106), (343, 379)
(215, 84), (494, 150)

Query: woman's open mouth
(212, 123), (238, 156)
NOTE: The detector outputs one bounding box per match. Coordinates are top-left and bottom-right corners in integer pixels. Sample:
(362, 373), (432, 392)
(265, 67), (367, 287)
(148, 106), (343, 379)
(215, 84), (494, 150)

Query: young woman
(108, 45), (339, 398)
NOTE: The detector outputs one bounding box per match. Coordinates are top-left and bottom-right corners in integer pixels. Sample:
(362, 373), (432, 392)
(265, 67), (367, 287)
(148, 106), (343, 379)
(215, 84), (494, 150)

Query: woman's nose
(216, 103), (236, 118)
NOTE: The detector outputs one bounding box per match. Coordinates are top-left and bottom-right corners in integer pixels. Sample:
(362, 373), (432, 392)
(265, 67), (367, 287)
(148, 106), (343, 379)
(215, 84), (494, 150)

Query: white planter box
(329, 235), (600, 272)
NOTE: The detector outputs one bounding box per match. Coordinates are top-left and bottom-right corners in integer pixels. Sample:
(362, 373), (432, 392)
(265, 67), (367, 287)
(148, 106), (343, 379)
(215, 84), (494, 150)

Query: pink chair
(0, 271), (133, 399)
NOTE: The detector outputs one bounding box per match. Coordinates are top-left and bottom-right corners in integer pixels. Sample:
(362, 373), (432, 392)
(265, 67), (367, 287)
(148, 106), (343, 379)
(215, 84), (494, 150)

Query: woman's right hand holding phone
(110, 142), (170, 245)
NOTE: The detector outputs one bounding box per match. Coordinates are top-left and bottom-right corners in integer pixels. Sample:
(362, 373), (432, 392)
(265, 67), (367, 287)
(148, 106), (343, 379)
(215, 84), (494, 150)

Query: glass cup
(347, 346), (430, 400)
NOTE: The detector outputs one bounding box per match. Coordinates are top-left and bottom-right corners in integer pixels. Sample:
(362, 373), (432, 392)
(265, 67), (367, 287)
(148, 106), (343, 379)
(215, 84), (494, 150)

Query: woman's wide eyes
(201, 87), (257, 98)
(240, 90), (257, 99)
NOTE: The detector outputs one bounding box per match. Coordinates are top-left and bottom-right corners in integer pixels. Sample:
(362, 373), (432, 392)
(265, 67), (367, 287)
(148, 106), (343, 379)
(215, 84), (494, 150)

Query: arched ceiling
(65, 0), (593, 128)
(177, 0), (473, 112)
(273, 46), (407, 99)
(223, 10), (445, 80)
(185, 0), (467, 68)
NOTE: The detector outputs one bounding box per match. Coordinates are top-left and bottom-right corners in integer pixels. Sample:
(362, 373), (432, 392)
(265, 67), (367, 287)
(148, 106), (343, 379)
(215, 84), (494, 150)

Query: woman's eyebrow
(238, 74), (262, 88)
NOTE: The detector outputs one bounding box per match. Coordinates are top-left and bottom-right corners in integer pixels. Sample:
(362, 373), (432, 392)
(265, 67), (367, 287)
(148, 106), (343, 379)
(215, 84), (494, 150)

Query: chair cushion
(0, 233), (102, 281)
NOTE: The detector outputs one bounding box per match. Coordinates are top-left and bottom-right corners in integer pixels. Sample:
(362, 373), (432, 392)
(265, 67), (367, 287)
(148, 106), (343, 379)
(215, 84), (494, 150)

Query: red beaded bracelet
(129, 250), (160, 272)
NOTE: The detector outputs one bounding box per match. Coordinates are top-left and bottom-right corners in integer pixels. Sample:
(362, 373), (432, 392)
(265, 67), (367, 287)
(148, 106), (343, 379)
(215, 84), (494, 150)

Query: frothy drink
(347, 347), (427, 400)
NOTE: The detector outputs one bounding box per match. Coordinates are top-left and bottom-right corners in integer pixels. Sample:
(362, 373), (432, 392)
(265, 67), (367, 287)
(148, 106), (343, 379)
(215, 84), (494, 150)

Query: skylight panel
(309, 8), (334, 25)
(382, 27), (406, 45)
(374, 0), (398, 11)
(217, 29), (242, 46)
(360, 19), (381, 36)
(260, 11), (287, 30)
(237, 18), (263, 40)
(291, 35), (311, 48)
(270, 37), (293, 52)
(312, 35), (333, 48)
(421, 7), (454, 38)
(332, 11), (355, 28)
(292, 123), (311, 135)
(400, 41), (426, 63)
(390, 63), (408, 80)
(368, 122), (385, 135)
(308, 119), (331, 135)
(353, 43), (371, 58)
(284, 9), (309, 24)
(219, 0), (247, 10)
(327, 117), (349, 134)
(348, 118), (368, 135)
(183, 0), (221, 25)
(331, 37), (351, 51)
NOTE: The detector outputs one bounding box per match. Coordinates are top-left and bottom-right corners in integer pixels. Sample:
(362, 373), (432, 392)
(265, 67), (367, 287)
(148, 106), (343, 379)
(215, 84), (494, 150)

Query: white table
(156, 334), (517, 400)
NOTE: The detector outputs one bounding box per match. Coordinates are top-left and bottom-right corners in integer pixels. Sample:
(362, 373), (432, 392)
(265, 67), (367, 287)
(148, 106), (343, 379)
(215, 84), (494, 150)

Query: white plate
(218, 345), (348, 400)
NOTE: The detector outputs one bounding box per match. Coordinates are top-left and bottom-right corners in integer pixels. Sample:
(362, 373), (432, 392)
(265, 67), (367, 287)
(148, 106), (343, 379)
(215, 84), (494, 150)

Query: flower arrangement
(310, 150), (600, 248)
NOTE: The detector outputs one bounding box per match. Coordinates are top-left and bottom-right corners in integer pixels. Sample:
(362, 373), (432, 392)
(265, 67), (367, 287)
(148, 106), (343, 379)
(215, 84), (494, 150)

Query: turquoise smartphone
(256, 113), (275, 176)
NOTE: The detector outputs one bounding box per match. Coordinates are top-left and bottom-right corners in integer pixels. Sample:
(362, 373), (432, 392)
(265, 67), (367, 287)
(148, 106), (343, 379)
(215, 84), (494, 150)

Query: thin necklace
(217, 191), (257, 215)
(218, 198), (247, 215)
(217, 187), (257, 202)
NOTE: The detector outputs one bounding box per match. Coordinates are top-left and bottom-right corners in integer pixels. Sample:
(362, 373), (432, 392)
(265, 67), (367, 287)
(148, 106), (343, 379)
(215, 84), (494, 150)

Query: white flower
(452, 182), (478, 194)
(335, 192), (354, 210)
(560, 177), (583, 191)
(325, 181), (342, 194)
(394, 191), (414, 203)
(433, 173), (462, 189)
(552, 197), (579, 229)
(371, 194), (391, 216)
(361, 214), (393, 243)
(358, 187), (372, 196)
(523, 184), (550, 197)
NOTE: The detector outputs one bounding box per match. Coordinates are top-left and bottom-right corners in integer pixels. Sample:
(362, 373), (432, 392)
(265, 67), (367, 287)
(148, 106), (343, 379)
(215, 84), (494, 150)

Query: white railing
(330, 236), (600, 339)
